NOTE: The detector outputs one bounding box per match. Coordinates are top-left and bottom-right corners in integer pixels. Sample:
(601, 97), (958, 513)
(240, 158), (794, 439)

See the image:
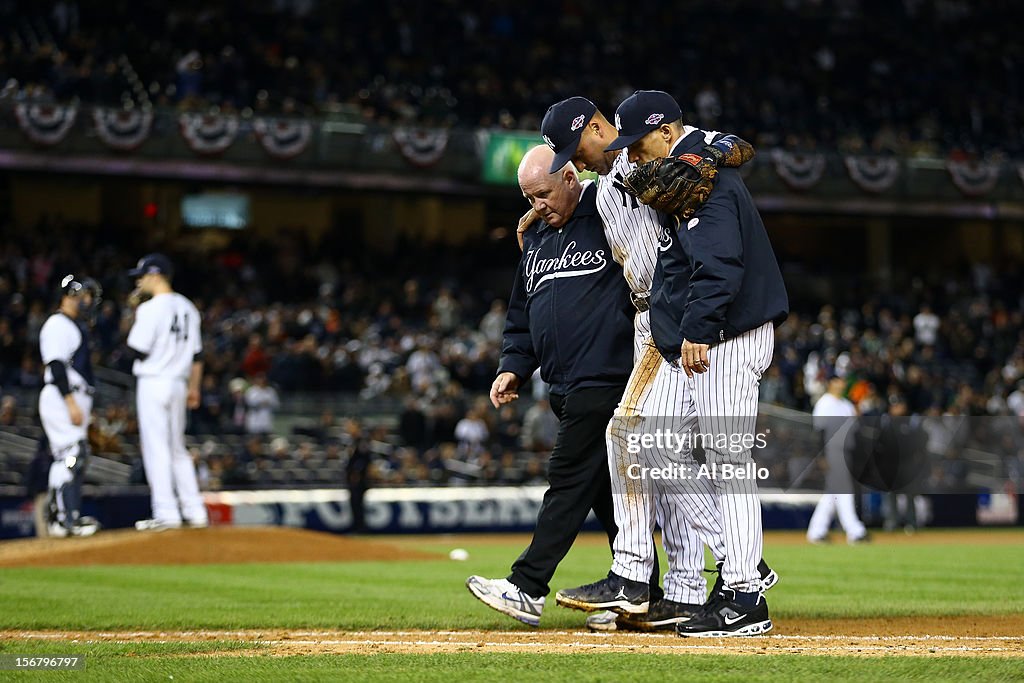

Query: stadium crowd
(1, 0), (1019, 157)
(1, 219), (1022, 492)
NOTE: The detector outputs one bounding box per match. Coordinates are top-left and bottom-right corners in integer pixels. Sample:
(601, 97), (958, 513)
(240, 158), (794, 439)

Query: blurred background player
(38, 274), (102, 537)
(807, 374), (868, 544)
(127, 254), (209, 531)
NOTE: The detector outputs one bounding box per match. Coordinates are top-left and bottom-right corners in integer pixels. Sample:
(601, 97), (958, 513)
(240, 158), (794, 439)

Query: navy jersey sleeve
(497, 249), (539, 381)
(678, 185), (744, 345)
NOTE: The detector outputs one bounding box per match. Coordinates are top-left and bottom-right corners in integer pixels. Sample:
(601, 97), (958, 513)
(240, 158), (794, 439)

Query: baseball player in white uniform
(126, 254), (209, 531)
(807, 375), (868, 544)
(38, 275), (102, 537)
(601, 90), (789, 637)
(525, 98), (777, 632)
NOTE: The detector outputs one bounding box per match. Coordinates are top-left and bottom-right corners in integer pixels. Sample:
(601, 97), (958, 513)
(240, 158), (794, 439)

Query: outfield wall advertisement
(0, 487), (1014, 539)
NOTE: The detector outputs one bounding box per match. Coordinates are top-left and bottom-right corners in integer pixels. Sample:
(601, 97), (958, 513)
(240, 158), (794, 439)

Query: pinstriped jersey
(597, 151), (662, 356)
(595, 150), (662, 297)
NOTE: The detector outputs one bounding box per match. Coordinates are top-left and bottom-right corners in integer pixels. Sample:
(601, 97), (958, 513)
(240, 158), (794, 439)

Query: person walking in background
(807, 374), (868, 544)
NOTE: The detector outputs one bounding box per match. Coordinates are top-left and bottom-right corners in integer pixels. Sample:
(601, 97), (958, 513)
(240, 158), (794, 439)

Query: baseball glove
(620, 135), (756, 218)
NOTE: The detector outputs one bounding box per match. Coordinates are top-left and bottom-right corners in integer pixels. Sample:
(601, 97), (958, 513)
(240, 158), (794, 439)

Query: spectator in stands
(225, 377), (248, 434)
(241, 334), (271, 378)
(0, 394), (16, 426)
(520, 398), (557, 452)
(193, 374), (225, 435)
(0, 319), (21, 386)
(398, 398), (428, 449)
(454, 405), (488, 457)
(244, 373), (279, 435)
(1007, 380), (1024, 418)
(913, 305), (941, 347)
(479, 300), (507, 344)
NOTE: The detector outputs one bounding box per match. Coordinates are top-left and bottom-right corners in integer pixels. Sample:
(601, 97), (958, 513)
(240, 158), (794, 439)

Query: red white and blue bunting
(92, 108), (153, 151)
(946, 160), (1000, 197)
(253, 117), (313, 160)
(179, 113), (239, 155)
(771, 150), (825, 191)
(393, 127), (449, 167)
(844, 155), (900, 193)
(15, 103), (78, 146)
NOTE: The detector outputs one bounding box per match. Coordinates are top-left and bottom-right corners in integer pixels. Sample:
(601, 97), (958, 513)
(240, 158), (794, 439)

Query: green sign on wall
(481, 131), (541, 185)
(481, 131), (599, 185)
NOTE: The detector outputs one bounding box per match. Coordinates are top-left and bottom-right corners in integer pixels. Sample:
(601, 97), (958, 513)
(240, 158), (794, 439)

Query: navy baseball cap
(128, 253), (173, 278)
(604, 90), (683, 152)
(540, 96), (598, 173)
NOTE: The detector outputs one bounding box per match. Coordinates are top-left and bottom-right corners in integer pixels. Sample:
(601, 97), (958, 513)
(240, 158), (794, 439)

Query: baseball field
(1, 526), (1022, 681)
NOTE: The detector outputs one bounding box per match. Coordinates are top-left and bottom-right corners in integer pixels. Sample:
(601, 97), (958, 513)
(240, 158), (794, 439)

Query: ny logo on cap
(571, 114), (586, 131)
(542, 134), (555, 150)
(614, 113), (622, 130)
(645, 113), (665, 125)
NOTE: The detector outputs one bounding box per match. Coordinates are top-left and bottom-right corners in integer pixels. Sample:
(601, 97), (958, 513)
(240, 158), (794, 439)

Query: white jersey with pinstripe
(596, 149), (723, 604)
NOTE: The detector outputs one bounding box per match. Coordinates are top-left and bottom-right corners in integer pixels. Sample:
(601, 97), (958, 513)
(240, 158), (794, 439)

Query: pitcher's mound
(0, 527), (438, 567)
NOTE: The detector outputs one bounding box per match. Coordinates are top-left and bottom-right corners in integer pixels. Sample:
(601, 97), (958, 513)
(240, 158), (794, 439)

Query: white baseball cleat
(71, 519), (100, 537)
(135, 518), (182, 532)
(47, 522), (70, 538)
(585, 610), (621, 632)
(466, 576), (545, 626)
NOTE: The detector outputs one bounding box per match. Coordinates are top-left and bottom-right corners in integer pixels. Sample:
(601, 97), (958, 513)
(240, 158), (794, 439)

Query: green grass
(1, 529), (1022, 680)
(0, 644), (1019, 683)
(2, 531), (1023, 630)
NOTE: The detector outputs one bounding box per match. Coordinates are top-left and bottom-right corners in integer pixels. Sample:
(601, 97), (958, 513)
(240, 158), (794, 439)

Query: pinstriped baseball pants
(607, 337), (726, 604)
(688, 321), (775, 593)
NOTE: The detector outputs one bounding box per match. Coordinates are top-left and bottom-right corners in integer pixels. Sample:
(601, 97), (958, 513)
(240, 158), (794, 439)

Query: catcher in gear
(38, 274), (103, 537)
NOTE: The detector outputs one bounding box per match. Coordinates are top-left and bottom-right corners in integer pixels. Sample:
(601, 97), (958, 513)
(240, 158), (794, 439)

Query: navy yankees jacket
(649, 129), (789, 361)
(498, 182), (634, 395)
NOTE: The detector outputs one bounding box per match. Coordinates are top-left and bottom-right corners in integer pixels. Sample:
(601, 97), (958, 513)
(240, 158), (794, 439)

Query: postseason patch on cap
(571, 114), (586, 131)
(645, 113), (665, 125)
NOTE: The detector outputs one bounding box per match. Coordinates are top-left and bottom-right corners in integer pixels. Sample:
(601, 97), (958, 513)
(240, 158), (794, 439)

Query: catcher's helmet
(60, 274), (103, 318)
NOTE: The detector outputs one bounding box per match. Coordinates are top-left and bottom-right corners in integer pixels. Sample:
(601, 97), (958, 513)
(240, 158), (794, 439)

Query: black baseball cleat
(676, 588), (772, 637)
(618, 599), (702, 631)
(555, 572), (650, 614)
(708, 558), (779, 596)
